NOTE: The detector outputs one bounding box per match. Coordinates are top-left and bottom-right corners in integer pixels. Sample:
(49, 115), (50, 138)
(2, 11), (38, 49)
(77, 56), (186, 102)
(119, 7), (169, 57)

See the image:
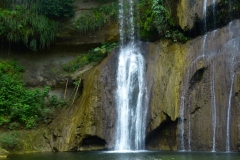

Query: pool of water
(7, 151), (240, 160)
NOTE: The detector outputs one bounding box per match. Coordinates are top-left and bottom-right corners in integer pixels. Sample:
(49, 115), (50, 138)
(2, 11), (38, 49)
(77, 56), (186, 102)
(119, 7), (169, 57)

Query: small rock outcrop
(0, 148), (8, 158)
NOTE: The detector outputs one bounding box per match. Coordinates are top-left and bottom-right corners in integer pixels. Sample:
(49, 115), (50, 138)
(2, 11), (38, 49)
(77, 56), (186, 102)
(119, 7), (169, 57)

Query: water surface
(7, 151), (240, 160)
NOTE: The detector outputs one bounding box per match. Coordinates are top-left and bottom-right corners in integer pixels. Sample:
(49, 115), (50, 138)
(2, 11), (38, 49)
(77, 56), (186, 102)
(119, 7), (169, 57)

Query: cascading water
(187, 97), (191, 151)
(115, 0), (147, 151)
(210, 61), (217, 152)
(203, 0), (208, 32)
(178, 70), (190, 151)
(178, 91), (186, 151)
(226, 31), (236, 152)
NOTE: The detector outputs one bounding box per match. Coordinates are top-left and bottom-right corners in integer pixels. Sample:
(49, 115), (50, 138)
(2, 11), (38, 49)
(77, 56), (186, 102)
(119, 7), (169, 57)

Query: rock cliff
(45, 20), (240, 152)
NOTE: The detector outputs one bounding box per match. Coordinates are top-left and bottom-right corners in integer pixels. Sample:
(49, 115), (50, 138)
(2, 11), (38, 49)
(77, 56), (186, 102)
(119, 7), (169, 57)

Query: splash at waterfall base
(34, 20), (239, 153)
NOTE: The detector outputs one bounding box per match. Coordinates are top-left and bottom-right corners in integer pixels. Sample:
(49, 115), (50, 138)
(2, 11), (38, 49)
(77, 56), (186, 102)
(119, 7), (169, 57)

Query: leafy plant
(0, 60), (64, 129)
(139, 0), (188, 42)
(3, 0), (75, 18)
(41, 0), (75, 18)
(64, 42), (118, 72)
(0, 5), (58, 51)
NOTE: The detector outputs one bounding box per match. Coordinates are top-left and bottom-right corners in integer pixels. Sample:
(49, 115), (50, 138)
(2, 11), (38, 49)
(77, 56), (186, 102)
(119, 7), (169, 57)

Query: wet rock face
(47, 49), (119, 151)
(145, 20), (240, 151)
(145, 40), (186, 150)
(177, 0), (219, 29)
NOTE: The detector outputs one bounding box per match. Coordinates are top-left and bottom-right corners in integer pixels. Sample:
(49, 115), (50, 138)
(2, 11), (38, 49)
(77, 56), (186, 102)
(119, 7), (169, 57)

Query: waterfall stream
(115, 0), (147, 151)
(203, 0), (208, 32)
(226, 34), (236, 152)
(210, 62), (217, 152)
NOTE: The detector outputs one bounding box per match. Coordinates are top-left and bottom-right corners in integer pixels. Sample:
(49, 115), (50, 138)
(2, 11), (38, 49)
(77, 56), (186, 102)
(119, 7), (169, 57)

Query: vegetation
(0, 132), (22, 151)
(63, 42), (118, 72)
(0, 6), (58, 51)
(0, 0), (75, 51)
(0, 60), (64, 129)
(139, 0), (188, 42)
(74, 2), (118, 33)
(41, 0), (74, 18)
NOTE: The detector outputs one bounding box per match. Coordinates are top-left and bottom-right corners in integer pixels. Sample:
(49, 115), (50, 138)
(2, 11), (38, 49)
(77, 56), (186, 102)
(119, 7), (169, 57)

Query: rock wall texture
(146, 20), (240, 151)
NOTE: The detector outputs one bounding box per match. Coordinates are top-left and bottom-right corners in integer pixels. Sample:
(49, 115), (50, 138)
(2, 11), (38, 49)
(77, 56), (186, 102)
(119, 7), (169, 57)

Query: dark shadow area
(190, 67), (206, 86)
(81, 136), (107, 148)
(145, 113), (177, 150)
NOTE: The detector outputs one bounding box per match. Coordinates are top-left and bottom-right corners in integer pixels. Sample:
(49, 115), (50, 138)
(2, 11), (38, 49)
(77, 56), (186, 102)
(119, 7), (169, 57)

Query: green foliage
(139, 0), (188, 42)
(0, 5), (58, 51)
(0, 132), (22, 150)
(41, 0), (74, 18)
(74, 3), (118, 33)
(151, 0), (171, 34)
(165, 30), (188, 43)
(3, 0), (75, 18)
(0, 60), (63, 129)
(64, 42), (118, 72)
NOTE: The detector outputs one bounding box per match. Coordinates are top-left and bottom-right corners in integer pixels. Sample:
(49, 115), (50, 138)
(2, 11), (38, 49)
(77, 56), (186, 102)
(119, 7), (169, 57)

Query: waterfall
(210, 61), (217, 152)
(202, 34), (207, 58)
(187, 98), (191, 151)
(179, 93), (186, 151)
(115, 0), (147, 151)
(178, 70), (190, 151)
(226, 44), (236, 152)
(226, 72), (235, 152)
(203, 0), (208, 32)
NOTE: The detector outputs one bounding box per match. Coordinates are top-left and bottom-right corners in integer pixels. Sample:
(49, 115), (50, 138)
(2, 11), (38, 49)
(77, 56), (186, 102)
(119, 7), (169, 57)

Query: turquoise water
(7, 151), (240, 160)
